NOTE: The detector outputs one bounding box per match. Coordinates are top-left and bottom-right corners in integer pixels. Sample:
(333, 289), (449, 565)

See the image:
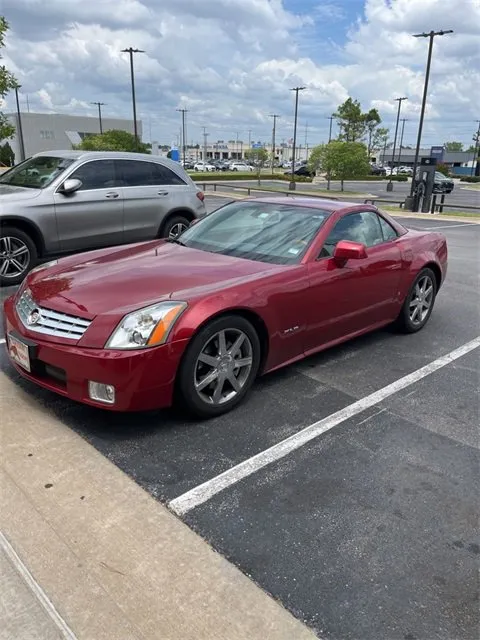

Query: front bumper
(3, 296), (188, 412)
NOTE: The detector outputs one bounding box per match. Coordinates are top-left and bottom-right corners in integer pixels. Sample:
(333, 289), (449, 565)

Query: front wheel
(396, 268), (437, 333)
(0, 227), (37, 286)
(162, 215), (190, 240)
(177, 315), (261, 418)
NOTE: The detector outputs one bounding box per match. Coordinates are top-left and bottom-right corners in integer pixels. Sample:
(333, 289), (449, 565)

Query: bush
(190, 172), (312, 183)
(436, 162), (450, 176)
(459, 176), (480, 183)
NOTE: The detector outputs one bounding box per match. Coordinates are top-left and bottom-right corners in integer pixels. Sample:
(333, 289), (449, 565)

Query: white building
(191, 140), (311, 163)
(3, 112), (142, 162)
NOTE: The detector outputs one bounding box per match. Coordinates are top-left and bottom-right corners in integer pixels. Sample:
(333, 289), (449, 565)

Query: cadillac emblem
(27, 309), (41, 325)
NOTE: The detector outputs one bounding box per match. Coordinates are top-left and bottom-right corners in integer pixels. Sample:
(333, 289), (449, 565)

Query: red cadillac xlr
(4, 198), (447, 418)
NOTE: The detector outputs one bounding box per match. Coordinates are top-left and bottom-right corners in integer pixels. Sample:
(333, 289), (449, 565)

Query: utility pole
(304, 122), (309, 161)
(91, 102), (106, 134)
(289, 86), (306, 191)
(396, 118), (408, 167)
(248, 129), (252, 148)
(387, 97), (408, 192)
(26, 94), (30, 113)
(202, 126), (209, 162)
(269, 114), (279, 173)
(407, 30), (454, 205)
(176, 108), (188, 166)
(14, 85), (25, 162)
(235, 132), (239, 159)
(327, 115), (334, 143)
(471, 120), (480, 177)
(121, 47), (144, 148)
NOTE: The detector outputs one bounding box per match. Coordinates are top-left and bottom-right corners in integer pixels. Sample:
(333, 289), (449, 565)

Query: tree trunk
(341, 179), (344, 191)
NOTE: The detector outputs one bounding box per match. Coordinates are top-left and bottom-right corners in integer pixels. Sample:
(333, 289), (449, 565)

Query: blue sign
(169, 148), (180, 162)
(430, 146), (444, 162)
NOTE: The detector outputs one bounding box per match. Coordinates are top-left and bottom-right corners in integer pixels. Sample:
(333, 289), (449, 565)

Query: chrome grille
(16, 291), (92, 340)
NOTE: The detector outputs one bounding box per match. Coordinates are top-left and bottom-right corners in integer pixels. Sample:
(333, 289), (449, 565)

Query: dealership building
(3, 112), (142, 162)
(379, 147), (477, 176)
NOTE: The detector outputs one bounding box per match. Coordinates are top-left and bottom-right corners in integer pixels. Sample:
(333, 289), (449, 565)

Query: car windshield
(0, 156), (74, 189)
(435, 172), (447, 179)
(179, 201), (330, 265)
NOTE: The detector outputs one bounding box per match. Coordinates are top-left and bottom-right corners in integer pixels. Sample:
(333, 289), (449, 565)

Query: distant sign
(169, 148), (180, 162)
(430, 146), (444, 162)
(251, 143), (264, 148)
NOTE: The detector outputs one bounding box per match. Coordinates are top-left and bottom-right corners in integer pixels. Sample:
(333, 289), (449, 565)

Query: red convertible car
(4, 197), (447, 418)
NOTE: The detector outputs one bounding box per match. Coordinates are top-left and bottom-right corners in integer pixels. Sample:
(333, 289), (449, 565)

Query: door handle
(157, 191), (169, 196)
(105, 192), (119, 199)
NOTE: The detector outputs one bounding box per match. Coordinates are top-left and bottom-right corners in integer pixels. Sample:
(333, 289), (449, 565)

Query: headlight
(105, 301), (187, 350)
(29, 259), (58, 275)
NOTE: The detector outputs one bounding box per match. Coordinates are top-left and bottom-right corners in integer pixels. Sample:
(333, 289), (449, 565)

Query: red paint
(3, 199), (447, 412)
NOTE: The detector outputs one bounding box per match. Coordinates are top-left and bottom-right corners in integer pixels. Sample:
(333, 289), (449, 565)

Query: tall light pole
(327, 115), (334, 143)
(289, 86), (306, 191)
(14, 85), (26, 162)
(304, 122), (309, 161)
(91, 102), (105, 134)
(407, 30), (454, 205)
(176, 108), (188, 165)
(471, 120), (480, 177)
(396, 118), (408, 168)
(202, 126), (209, 162)
(269, 114), (279, 173)
(121, 47), (144, 148)
(387, 96), (408, 192)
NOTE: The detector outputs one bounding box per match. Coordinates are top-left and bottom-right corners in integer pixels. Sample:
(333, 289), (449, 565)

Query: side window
(377, 215), (398, 242)
(116, 160), (152, 187)
(319, 211), (384, 258)
(70, 160), (117, 190)
(150, 163), (186, 186)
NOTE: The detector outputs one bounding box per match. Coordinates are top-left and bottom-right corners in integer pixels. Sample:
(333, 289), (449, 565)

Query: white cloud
(1, 0), (479, 146)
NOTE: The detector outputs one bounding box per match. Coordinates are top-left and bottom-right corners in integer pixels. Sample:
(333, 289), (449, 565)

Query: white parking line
(169, 336), (480, 516)
(427, 223), (478, 230)
(0, 338), (5, 345)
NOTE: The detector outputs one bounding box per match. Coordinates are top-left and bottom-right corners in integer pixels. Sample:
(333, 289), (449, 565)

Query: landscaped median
(189, 171), (314, 183)
(380, 205), (480, 223)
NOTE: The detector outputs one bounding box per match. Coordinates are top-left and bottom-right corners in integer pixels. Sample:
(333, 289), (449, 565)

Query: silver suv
(0, 151), (206, 285)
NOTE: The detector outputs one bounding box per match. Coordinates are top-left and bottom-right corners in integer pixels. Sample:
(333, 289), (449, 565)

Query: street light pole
(327, 115), (334, 143)
(202, 127), (209, 162)
(91, 102), (105, 134)
(289, 86), (306, 191)
(396, 118), (407, 168)
(121, 47), (144, 148)
(14, 85), (26, 162)
(471, 120), (480, 177)
(269, 114), (279, 173)
(176, 108), (188, 166)
(408, 30), (454, 203)
(387, 97), (408, 192)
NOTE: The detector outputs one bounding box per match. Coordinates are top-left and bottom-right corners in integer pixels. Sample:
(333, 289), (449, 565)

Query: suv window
(70, 160), (117, 190)
(116, 160), (186, 187)
(319, 211), (385, 258)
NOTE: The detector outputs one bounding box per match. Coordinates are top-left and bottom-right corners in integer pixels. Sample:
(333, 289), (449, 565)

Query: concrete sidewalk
(0, 373), (317, 640)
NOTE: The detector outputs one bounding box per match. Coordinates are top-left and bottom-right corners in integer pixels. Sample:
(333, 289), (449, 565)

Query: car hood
(28, 240), (284, 318)
(0, 184), (43, 201)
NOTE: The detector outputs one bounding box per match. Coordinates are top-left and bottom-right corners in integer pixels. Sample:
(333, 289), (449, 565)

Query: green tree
(75, 129), (151, 153)
(309, 141), (370, 191)
(245, 147), (269, 184)
(0, 140), (14, 165)
(333, 98), (366, 142)
(444, 141), (463, 152)
(436, 162), (450, 176)
(0, 18), (18, 141)
(364, 108), (381, 156)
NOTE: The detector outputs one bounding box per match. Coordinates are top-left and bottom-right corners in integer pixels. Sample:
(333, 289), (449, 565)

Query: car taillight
(196, 191), (205, 202)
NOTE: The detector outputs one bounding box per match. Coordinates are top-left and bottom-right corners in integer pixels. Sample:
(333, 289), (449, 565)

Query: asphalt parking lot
(1, 197), (479, 639)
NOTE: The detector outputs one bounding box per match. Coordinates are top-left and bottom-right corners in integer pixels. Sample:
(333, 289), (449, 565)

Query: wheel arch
(422, 261), (442, 291)
(158, 208), (196, 237)
(0, 217), (45, 257)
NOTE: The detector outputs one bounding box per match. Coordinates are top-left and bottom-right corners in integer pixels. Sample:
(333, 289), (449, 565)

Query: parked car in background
(229, 162), (254, 172)
(182, 159), (195, 170)
(284, 165), (314, 177)
(370, 164), (387, 176)
(4, 198), (447, 417)
(398, 166), (413, 176)
(414, 168), (454, 194)
(193, 161), (216, 172)
(0, 151), (206, 285)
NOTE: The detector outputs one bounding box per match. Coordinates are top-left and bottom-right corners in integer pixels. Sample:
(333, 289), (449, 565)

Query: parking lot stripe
(0, 338), (5, 345)
(169, 336), (480, 516)
(427, 223), (478, 230)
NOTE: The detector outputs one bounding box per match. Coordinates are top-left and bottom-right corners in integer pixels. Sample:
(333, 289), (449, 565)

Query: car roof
(245, 196), (362, 212)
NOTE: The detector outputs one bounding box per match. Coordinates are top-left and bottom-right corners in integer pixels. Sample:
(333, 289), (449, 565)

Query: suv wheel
(162, 215), (191, 240)
(0, 227), (37, 286)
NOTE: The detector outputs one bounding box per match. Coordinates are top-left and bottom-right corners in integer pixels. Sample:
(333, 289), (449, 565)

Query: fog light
(88, 381), (115, 404)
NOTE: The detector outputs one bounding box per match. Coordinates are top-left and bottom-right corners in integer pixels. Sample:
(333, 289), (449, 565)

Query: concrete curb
(0, 373), (317, 640)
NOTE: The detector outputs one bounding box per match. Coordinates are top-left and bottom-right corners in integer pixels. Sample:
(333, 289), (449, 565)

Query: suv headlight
(105, 301), (187, 350)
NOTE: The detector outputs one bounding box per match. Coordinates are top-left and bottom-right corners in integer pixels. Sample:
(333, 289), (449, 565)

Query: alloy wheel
(409, 275), (434, 325)
(0, 236), (31, 279)
(168, 222), (188, 240)
(194, 328), (253, 405)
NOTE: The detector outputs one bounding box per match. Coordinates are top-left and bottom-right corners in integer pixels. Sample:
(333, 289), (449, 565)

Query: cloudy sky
(2, 0), (479, 148)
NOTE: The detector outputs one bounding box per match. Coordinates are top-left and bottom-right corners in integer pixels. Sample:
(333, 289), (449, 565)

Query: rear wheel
(397, 268), (437, 333)
(0, 227), (37, 286)
(162, 215), (191, 240)
(177, 315), (261, 418)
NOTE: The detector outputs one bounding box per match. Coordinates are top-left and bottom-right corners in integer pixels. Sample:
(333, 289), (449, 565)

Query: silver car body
(0, 150), (206, 259)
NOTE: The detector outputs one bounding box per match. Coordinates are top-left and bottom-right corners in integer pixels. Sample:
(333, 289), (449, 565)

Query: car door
(53, 159), (124, 251)
(304, 211), (403, 353)
(119, 159), (193, 242)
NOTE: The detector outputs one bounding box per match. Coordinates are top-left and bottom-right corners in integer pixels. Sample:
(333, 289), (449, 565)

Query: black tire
(0, 226), (37, 287)
(396, 267), (437, 334)
(161, 215), (191, 240)
(177, 314), (261, 418)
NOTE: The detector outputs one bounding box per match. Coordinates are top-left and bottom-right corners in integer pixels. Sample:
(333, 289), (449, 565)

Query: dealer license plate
(8, 334), (31, 372)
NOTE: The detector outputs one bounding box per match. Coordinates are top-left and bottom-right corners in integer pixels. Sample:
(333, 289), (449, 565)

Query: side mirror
(333, 240), (367, 265)
(59, 178), (82, 195)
